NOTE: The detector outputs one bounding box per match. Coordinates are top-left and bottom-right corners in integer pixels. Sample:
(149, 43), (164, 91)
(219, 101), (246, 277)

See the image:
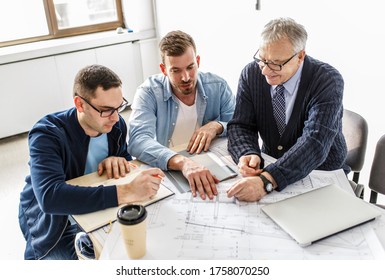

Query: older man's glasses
(77, 95), (128, 118)
(253, 50), (298, 71)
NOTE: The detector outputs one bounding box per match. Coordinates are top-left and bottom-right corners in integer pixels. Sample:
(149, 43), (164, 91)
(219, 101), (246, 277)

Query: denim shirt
(128, 71), (235, 170)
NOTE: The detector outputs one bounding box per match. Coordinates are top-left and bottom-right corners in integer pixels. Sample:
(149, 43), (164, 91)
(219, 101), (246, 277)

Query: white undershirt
(170, 94), (199, 148)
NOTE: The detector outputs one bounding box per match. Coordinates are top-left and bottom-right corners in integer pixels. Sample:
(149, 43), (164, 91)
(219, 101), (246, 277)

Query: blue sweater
(228, 55), (349, 190)
(19, 108), (131, 259)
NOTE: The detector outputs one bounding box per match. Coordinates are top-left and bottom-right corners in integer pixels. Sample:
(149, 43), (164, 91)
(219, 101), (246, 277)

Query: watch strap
(260, 174), (273, 194)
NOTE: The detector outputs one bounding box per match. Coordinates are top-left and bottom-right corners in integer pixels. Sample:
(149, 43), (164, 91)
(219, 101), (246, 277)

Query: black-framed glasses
(253, 50), (298, 71)
(77, 95), (128, 118)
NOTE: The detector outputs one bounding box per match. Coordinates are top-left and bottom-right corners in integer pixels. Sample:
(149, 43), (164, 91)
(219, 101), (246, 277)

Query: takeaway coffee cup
(117, 204), (147, 259)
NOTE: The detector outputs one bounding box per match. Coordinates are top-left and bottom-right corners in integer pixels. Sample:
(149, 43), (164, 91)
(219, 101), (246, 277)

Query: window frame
(0, 0), (124, 48)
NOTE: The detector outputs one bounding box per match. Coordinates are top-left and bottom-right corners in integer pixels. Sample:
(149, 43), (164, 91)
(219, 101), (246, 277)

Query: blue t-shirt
(84, 133), (108, 174)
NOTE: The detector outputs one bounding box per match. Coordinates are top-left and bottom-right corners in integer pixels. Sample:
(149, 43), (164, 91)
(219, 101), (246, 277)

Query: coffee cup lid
(117, 204), (147, 225)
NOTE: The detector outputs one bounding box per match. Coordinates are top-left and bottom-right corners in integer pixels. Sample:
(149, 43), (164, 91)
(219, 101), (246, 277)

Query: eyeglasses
(77, 95), (128, 118)
(253, 50), (298, 71)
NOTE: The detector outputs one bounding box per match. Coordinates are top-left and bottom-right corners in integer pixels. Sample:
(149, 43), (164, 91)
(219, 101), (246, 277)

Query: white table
(96, 139), (385, 260)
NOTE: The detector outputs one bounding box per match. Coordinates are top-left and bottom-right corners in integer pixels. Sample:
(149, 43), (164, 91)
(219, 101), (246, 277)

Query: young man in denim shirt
(128, 31), (235, 200)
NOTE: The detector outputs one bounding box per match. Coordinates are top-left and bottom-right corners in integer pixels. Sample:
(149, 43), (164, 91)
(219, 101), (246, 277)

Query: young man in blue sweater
(227, 18), (349, 201)
(18, 64), (164, 260)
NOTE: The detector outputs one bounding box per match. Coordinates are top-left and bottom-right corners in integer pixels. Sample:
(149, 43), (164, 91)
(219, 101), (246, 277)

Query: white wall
(122, 0), (155, 31)
(154, 0), (385, 203)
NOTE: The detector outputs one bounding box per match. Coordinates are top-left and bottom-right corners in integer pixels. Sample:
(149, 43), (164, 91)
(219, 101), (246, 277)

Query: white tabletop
(97, 139), (385, 260)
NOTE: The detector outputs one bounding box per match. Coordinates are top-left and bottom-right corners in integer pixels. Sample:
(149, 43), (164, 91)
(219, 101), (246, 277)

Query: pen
(152, 174), (163, 179)
(107, 220), (113, 234)
(128, 161), (138, 168)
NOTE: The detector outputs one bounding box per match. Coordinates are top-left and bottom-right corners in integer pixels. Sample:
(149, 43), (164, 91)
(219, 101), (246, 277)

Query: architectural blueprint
(100, 167), (385, 260)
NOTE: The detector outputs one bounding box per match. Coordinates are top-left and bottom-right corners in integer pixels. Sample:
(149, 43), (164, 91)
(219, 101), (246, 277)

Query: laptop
(261, 184), (381, 247)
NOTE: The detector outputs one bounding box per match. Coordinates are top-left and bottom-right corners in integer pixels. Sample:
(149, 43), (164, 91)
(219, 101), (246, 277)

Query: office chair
(367, 134), (385, 209)
(342, 109), (368, 198)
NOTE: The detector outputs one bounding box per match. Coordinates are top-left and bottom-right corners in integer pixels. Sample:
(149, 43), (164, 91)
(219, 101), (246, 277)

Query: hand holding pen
(116, 167), (165, 205)
(128, 161), (163, 180)
(128, 160), (164, 191)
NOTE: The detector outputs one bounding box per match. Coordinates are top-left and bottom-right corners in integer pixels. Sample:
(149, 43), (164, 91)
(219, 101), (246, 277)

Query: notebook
(68, 167), (174, 233)
(167, 150), (238, 193)
(261, 184), (381, 247)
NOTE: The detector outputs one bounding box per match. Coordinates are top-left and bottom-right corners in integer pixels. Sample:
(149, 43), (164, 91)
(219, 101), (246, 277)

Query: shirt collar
(273, 62), (304, 96)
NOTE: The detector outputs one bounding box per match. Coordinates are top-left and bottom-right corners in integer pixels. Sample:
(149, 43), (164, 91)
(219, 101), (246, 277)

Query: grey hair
(260, 17), (307, 53)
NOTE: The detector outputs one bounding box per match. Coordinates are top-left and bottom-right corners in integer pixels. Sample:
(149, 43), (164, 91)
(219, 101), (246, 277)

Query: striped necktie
(273, 85), (286, 136)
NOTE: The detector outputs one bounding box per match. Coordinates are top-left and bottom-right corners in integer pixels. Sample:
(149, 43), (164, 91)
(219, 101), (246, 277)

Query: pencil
(128, 161), (138, 168)
(107, 220), (113, 234)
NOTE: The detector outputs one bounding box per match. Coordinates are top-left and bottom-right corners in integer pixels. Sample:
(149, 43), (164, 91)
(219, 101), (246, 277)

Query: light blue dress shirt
(271, 62), (303, 123)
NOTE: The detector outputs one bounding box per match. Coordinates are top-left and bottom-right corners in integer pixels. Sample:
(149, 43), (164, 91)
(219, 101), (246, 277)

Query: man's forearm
(167, 154), (186, 171)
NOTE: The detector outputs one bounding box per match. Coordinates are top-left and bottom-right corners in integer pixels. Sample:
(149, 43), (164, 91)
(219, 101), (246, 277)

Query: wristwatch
(260, 174), (274, 194)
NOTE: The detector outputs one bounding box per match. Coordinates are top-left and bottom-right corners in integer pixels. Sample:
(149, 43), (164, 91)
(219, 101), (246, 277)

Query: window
(54, 0), (119, 30)
(0, 0), (123, 47)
